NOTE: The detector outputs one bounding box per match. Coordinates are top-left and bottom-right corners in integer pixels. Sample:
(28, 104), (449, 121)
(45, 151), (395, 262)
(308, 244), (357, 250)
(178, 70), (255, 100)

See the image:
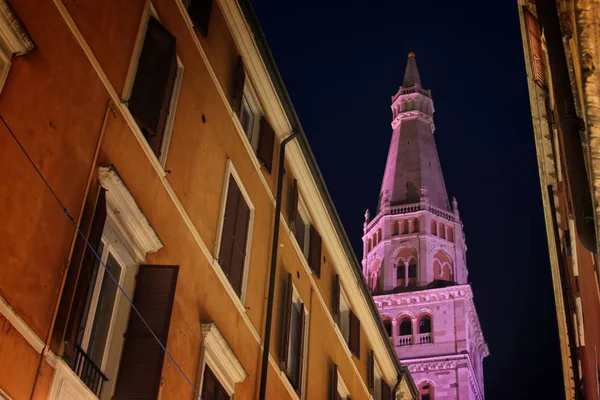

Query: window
(182, 0), (213, 37)
(78, 242), (123, 370)
(336, 286), (359, 356)
(289, 181), (322, 277)
(397, 264), (405, 280)
(198, 322), (247, 398)
(373, 361), (392, 400)
(55, 167), (166, 399)
(201, 366), (229, 400)
(0, 1), (35, 95)
(408, 260), (417, 285)
(419, 316), (432, 333)
(419, 382), (434, 400)
(330, 364), (350, 400)
(383, 320), (392, 338)
(399, 318), (412, 336)
(280, 274), (307, 395)
(217, 171), (252, 299)
(338, 289), (350, 343)
(128, 16), (183, 162)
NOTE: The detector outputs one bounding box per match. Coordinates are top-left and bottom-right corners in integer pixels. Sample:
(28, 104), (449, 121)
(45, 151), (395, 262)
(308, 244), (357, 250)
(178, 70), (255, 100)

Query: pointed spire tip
(408, 51), (415, 59)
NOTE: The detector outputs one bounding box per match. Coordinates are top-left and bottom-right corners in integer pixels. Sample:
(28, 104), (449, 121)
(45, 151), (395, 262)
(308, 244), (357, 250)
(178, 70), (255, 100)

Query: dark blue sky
(251, 1), (564, 399)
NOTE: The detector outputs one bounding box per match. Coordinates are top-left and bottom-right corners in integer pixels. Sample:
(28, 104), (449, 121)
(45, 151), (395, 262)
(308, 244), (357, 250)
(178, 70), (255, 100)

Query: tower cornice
(390, 110), (435, 131)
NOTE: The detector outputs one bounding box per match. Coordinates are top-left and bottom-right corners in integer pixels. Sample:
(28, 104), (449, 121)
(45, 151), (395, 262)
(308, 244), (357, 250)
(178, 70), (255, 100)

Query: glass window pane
(287, 301), (302, 388)
(87, 252), (122, 367)
(77, 242), (104, 346)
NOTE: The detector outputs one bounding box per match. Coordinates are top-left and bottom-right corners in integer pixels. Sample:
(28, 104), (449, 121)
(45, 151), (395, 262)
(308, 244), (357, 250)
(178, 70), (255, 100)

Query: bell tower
(363, 53), (488, 400)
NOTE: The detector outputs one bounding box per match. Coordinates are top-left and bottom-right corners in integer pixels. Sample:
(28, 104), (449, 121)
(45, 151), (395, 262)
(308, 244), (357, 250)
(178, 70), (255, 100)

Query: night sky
(251, 1), (564, 399)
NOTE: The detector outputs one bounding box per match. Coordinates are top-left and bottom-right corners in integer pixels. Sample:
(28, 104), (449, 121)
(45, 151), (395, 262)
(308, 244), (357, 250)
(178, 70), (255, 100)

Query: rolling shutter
(257, 116), (275, 173)
(332, 275), (340, 325)
(129, 18), (177, 157)
(289, 179), (298, 229)
(231, 56), (245, 115)
(348, 310), (360, 358)
(308, 225), (322, 277)
(64, 188), (107, 360)
(219, 176), (250, 297)
(279, 273), (293, 371)
(367, 349), (375, 392)
(524, 8), (548, 88)
(113, 265), (179, 400)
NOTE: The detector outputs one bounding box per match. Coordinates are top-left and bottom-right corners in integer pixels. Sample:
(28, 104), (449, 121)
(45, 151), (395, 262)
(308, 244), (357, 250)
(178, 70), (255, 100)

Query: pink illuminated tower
(362, 53), (488, 400)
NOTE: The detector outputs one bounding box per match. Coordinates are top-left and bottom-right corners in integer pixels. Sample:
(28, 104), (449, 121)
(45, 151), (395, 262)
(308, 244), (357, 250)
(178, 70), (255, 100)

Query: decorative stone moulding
(200, 322), (248, 394)
(98, 166), (163, 262)
(0, 0), (35, 55)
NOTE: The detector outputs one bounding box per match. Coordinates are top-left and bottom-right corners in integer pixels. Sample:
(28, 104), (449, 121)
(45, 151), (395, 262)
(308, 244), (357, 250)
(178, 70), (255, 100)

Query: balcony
(417, 332), (433, 344)
(398, 335), (413, 346)
(69, 345), (108, 397)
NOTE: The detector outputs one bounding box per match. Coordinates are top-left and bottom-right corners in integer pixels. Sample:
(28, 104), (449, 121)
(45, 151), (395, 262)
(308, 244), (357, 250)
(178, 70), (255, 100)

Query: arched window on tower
(399, 317), (412, 346)
(448, 226), (454, 242)
(383, 319), (392, 339)
(430, 220), (437, 235)
(413, 218), (420, 233)
(377, 228), (382, 243)
(402, 219), (409, 234)
(367, 238), (372, 252)
(393, 220), (400, 236)
(396, 264), (406, 286)
(439, 222), (446, 239)
(418, 382), (434, 400)
(418, 315), (433, 344)
(407, 259), (417, 286)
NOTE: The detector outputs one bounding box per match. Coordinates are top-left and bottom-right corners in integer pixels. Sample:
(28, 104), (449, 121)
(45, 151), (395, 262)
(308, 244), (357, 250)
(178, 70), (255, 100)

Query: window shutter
(113, 265), (179, 400)
(202, 366), (229, 400)
(257, 116), (275, 173)
(524, 8), (548, 88)
(332, 275), (340, 325)
(329, 364), (338, 400)
(295, 302), (305, 396)
(219, 176), (250, 297)
(129, 18), (177, 157)
(279, 273), (293, 371)
(229, 185), (250, 296)
(349, 310), (360, 358)
(188, 0), (213, 37)
(289, 179), (298, 229)
(367, 350), (374, 392)
(64, 188), (107, 360)
(308, 225), (322, 278)
(231, 56), (245, 115)
(381, 379), (392, 400)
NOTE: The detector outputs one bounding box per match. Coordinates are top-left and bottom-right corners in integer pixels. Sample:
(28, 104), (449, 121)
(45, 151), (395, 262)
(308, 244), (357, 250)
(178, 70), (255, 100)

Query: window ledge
(201, 322), (248, 394)
(48, 359), (98, 400)
(98, 166), (163, 263)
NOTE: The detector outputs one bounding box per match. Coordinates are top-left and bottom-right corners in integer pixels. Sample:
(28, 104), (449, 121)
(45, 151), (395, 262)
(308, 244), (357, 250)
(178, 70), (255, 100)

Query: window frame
(122, 3), (184, 166)
(213, 160), (255, 305)
(294, 197), (312, 260)
(238, 82), (262, 152)
(285, 286), (308, 396)
(338, 289), (351, 344)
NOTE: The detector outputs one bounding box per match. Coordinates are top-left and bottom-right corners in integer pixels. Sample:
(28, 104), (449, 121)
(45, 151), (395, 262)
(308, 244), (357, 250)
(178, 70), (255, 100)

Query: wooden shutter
(289, 179), (298, 229)
(64, 188), (107, 360)
(279, 273), (293, 371)
(332, 275), (340, 325)
(113, 265), (179, 400)
(129, 18), (177, 156)
(308, 225), (322, 277)
(257, 116), (275, 173)
(188, 0), (213, 37)
(219, 176), (250, 297)
(381, 379), (392, 400)
(349, 310), (360, 358)
(329, 364), (339, 400)
(367, 350), (374, 392)
(524, 8), (548, 88)
(231, 56), (245, 115)
(295, 302), (306, 395)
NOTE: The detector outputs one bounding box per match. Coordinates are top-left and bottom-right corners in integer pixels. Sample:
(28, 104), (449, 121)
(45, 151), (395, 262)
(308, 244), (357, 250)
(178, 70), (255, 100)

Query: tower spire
(378, 52), (449, 213)
(402, 51), (422, 88)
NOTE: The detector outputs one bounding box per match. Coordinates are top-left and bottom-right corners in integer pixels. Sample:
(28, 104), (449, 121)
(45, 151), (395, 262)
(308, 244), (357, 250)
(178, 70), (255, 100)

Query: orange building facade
(518, 1), (600, 399)
(0, 0), (417, 399)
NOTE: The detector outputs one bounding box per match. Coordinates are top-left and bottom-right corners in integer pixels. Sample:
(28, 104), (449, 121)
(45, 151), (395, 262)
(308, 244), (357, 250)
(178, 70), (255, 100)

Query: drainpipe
(259, 131), (298, 400)
(535, 0), (597, 252)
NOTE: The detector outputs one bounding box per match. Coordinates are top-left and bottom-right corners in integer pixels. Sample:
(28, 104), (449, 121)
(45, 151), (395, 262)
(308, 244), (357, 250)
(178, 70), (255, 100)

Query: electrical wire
(0, 115), (204, 399)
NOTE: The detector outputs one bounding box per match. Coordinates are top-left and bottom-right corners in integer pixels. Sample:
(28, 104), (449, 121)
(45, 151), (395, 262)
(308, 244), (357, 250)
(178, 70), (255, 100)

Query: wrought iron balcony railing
(70, 345), (108, 397)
